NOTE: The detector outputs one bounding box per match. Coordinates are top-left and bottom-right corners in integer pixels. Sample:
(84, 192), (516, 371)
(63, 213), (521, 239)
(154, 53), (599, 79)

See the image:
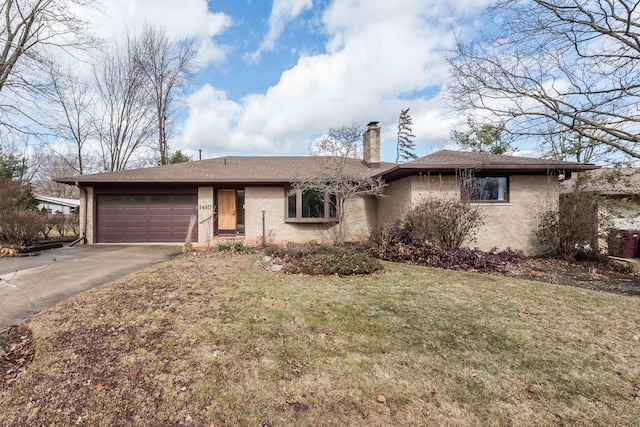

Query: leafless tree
(93, 37), (155, 172)
(132, 25), (196, 165)
(296, 123), (387, 244)
(307, 121), (364, 158)
(44, 66), (94, 174)
(449, 0), (640, 161)
(0, 0), (97, 132)
(31, 149), (79, 197)
(539, 119), (614, 164)
(294, 171), (387, 245)
(0, 135), (49, 184)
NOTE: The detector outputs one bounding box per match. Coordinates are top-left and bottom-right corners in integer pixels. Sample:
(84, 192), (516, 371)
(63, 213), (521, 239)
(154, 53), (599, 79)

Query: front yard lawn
(1, 254), (639, 426)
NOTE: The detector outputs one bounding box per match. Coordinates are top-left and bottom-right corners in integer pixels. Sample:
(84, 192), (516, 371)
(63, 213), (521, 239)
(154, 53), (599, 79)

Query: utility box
(618, 230), (640, 259)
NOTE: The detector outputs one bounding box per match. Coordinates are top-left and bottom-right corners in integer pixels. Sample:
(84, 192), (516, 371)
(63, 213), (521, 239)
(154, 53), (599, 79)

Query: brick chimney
(362, 121), (380, 168)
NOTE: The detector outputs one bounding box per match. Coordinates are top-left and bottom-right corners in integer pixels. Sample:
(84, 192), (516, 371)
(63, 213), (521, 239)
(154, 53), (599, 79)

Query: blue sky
(83, 0), (493, 162)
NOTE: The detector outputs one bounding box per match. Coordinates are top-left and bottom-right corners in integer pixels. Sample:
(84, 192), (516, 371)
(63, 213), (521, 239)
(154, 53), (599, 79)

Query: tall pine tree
(396, 108), (417, 163)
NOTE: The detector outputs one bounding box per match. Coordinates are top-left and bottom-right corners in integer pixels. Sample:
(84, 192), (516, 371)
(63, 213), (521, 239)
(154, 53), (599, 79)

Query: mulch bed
(0, 256), (638, 392)
(506, 257), (640, 297)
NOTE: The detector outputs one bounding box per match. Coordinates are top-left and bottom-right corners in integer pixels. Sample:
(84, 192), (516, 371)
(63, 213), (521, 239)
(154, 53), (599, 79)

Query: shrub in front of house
(263, 241), (334, 260)
(367, 221), (522, 273)
(404, 195), (485, 250)
(283, 246), (383, 276)
(262, 243), (383, 276)
(536, 191), (601, 259)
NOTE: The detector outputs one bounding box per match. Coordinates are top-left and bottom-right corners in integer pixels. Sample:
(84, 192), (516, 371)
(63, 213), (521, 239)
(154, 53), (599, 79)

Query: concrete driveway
(0, 244), (182, 329)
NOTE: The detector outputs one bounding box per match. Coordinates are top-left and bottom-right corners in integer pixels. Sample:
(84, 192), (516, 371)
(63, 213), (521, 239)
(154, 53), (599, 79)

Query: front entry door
(218, 190), (236, 232)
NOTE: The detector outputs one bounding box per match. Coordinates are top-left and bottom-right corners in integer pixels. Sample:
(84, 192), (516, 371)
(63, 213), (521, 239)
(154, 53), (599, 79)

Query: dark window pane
(302, 190), (324, 218)
(329, 194), (337, 218)
(464, 177), (508, 201)
(236, 189), (245, 233)
(288, 192), (297, 218)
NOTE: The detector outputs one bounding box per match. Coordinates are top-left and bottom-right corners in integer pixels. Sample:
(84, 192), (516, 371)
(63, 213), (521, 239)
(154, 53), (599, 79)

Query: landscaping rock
(254, 255), (285, 272)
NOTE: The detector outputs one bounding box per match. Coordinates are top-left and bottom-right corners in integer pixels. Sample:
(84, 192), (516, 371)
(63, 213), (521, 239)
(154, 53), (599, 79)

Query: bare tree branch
(449, 0), (640, 161)
(43, 65), (94, 174)
(93, 35), (155, 172)
(0, 0), (98, 131)
(307, 121), (364, 158)
(132, 25), (196, 165)
(296, 123), (387, 244)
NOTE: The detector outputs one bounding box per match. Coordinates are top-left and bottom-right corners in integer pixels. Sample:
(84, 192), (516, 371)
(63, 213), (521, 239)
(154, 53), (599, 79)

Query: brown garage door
(96, 195), (197, 243)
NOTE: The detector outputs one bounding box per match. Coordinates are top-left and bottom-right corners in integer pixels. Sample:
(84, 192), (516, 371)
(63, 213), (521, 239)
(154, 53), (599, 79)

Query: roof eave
(56, 178), (296, 186)
(378, 163), (600, 182)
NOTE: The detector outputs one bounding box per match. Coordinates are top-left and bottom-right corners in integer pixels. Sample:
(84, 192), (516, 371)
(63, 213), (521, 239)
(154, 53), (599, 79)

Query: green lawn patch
(1, 255), (638, 426)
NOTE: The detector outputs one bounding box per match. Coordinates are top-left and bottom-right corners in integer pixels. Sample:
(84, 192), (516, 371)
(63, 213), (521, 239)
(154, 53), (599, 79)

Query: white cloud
(77, 0), (232, 68)
(247, 0), (313, 63)
(181, 0), (493, 161)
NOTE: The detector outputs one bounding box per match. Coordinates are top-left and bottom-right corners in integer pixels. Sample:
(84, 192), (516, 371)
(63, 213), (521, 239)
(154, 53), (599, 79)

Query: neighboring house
(36, 195), (80, 215)
(567, 168), (640, 230)
(55, 123), (597, 255)
(562, 168), (640, 257)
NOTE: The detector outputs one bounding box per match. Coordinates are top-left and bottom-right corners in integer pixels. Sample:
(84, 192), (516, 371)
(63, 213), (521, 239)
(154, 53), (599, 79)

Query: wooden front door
(218, 190), (236, 232)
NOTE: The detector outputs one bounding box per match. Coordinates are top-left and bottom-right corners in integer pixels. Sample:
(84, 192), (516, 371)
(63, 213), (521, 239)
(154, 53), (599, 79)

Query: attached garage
(96, 194), (197, 243)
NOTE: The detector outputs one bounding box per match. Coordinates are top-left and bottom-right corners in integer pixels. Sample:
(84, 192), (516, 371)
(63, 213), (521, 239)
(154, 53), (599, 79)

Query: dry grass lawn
(1, 254), (639, 426)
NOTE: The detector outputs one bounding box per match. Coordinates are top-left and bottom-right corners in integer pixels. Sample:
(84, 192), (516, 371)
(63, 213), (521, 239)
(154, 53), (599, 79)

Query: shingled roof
(56, 156), (397, 185)
(561, 167), (640, 195)
(377, 150), (599, 181)
(56, 150), (599, 186)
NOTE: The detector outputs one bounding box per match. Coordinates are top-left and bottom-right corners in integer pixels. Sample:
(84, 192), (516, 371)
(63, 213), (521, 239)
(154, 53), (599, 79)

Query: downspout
(70, 181), (88, 246)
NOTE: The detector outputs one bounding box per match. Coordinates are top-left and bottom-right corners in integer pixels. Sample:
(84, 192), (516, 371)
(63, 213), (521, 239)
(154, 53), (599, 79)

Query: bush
(43, 213), (67, 239)
(404, 195), (485, 249)
(283, 246), (383, 276)
(367, 221), (522, 273)
(262, 242), (383, 276)
(216, 240), (254, 253)
(0, 210), (46, 245)
(263, 241), (326, 259)
(536, 191), (600, 258)
(65, 214), (80, 236)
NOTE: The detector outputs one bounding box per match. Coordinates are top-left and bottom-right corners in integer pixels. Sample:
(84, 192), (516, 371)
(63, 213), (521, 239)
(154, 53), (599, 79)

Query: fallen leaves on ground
(506, 257), (640, 297)
(0, 325), (34, 395)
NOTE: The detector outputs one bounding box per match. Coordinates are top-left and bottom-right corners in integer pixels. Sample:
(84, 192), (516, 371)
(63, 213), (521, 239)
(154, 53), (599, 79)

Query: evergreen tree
(0, 149), (37, 210)
(396, 108), (417, 163)
(0, 150), (28, 179)
(453, 118), (515, 155)
(168, 150), (192, 164)
(15, 183), (39, 211)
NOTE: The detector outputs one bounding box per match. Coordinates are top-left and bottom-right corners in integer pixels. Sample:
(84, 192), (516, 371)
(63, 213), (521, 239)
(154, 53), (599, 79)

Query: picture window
(463, 177), (509, 202)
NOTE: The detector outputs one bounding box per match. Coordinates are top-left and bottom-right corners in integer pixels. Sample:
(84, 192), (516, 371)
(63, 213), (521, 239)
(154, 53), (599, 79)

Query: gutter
(70, 181), (88, 246)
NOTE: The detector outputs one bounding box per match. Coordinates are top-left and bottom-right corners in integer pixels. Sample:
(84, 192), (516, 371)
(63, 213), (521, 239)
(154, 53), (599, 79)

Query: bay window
(287, 189), (337, 222)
